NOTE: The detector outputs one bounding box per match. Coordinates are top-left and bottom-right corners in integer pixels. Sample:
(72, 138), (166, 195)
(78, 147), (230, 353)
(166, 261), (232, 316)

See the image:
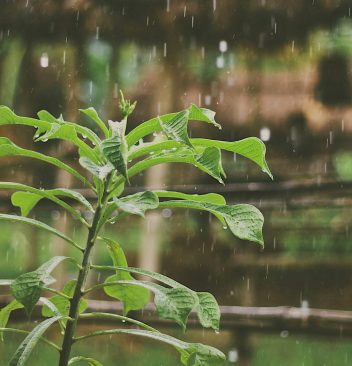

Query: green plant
(0, 94), (271, 366)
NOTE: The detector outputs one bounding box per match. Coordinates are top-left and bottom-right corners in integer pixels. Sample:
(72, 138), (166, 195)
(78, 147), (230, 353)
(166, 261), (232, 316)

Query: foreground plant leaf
(11, 256), (68, 316)
(102, 238), (149, 315)
(113, 191), (159, 217)
(9, 316), (61, 366)
(0, 300), (23, 341)
(69, 356), (103, 366)
(75, 329), (226, 366)
(79, 107), (109, 138)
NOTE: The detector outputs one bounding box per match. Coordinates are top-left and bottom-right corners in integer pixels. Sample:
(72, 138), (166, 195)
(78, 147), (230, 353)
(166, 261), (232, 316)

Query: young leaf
(0, 214), (82, 250)
(9, 315), (61, 366)
(113, 191), (159, 217)
(42, 280), (88, 318)
(154, 191), (226, 205)
(103, 238), (149, 315)
(159, 109), (193, 148)
(11, 256), (68, 316)
(75, 329), (226, 366)
(79, 107), (109, 138)
(188, 104), (221, 129)
(79, 157), (114, 181)
(102, 132), (129, 181)
(159, 201), (264, 245)
(37, 110), (60, 124)
(0, 137), (90, 187)
(69, 356), (103, 366)
(0, 300), (23, 341)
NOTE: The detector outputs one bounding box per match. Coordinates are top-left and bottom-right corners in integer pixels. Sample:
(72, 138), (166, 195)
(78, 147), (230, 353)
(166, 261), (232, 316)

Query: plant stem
(58, 177), (111, 366)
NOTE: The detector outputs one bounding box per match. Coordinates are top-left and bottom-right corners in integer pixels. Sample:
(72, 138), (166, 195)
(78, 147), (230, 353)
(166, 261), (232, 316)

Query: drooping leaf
(0, 300), (23, 341)
(102, 238), (149, 315)
(42, 280), (88, 318)
(195, 293), (220, 331)
(76, 329), (225, 366)
(159, 200), (264, 245)
(9, 316), (61, 366)
(80, 107), (109, 137)
(11, 192), (42, 217)
(37, 110), (60, 124)
(192, 137), (273, 179)
(0, 214), (82, 250)
(94, 265), (220, 331)
(48, 188), (93, 211)
(194, 147), (224, 184)
(69, 356), (104, 366)
(11, 256), (68, 316)
(0, 137), (90, 186)
(102, 128), (129, 180)
(113, 191), (159, 217)
(188, 104), (221, 129)
(79, 157), (114, 181)
(159, 109), (193, 148)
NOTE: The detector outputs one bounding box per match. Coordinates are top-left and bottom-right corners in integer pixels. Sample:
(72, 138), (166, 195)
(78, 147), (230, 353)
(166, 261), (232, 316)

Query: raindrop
(260, 127), (271, 141)
(228, 349), (238, 363)
(216, 55), (224, 69)
(163, 43), (167, 57)
(166, 0), (170, 12)
(291, 40), (295, 53)
(219, 40), (228, 53)
(213, 0), (217, 11)
(62, 50), (66, 65)
(280, 330), (289, 338)
(191, 16), (194, 28)
(215, 330), (220, 334)
(161, 208), (172, 218)
(183, 5), (187, 17)
(204, 95), (212, 106)
(40, 52), (49, 68)
(96, 26), (100, 40)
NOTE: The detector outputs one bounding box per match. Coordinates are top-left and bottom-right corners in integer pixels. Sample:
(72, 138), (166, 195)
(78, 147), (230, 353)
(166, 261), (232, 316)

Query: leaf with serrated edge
(195, 293), (220, 331)
(69, 356), (103, 366)
(11, 256), (68, 316)
(9, 316), (61, 366)
(103, 238), (149, 315)
(0, 300), (23, 341)
(113, 191), (159, 217)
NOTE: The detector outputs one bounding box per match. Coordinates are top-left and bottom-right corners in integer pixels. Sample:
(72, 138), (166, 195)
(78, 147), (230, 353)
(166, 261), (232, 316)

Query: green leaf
(42, 280), (88, 317)
(93, 265), (220, 332)
(103, 238), (149, 315)
(9, 316), (61, 366)
(0, 137), (90, 187)
(194, 147), (224, 184)
(192, 137), (272, 179)
(188, 104), (221, 129)
(48, 188), (93, 211)
(102, 129), (129, 181)
(154, 191), (226, 205)
(0, 300), (23, 341)
(195, 293), (220, 331)
(69, 356), (104, 366)
(159, 201), (264, 245)
(79, 157), (114, 181)
(11, 192), (42, 217)
(76, 329), (225, 366)
(114, 191), (159, 217)
(159, 109), (193, 148)
(0, 214), (82, 250)
(11, 256), (68, 316)
(80, 107), (109, 137)
(37, 110), (60, 124)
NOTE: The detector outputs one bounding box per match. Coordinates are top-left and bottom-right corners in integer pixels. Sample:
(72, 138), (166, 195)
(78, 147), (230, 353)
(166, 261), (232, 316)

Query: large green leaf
(0, 214), (82, 250)
(159, 201), (264, 245)
(94, 265), (220, 332)
(11, 256), (68, 316)
(0, 137), (90, 187)
(79, 107), (109, 137)
(76, 329), (225, 366)
(0, 106), (101, 148)
(79, 157), (114, 181)
(103, 238), (149, 315)
(0, 300), (23, 341)
(113, 191), (159, 217)
(101, 121), (129, 180)
(69, 356), (103, 366)
(42, 280), (88, 317)
(9, 316), (61, 366)
(192, 137), (272, 179)
(159, 109), (193, 148)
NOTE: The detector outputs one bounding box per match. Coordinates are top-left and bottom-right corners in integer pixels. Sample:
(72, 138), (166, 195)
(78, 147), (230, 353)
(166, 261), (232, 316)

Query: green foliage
(0, 97), (271, 366)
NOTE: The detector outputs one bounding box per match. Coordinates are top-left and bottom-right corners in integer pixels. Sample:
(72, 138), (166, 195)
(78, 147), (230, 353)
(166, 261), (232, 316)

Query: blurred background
(2, 0), (352, 365)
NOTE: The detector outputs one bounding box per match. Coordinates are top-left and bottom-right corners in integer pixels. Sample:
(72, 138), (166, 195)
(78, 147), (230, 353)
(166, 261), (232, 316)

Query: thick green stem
(58, 177), (111, 366)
